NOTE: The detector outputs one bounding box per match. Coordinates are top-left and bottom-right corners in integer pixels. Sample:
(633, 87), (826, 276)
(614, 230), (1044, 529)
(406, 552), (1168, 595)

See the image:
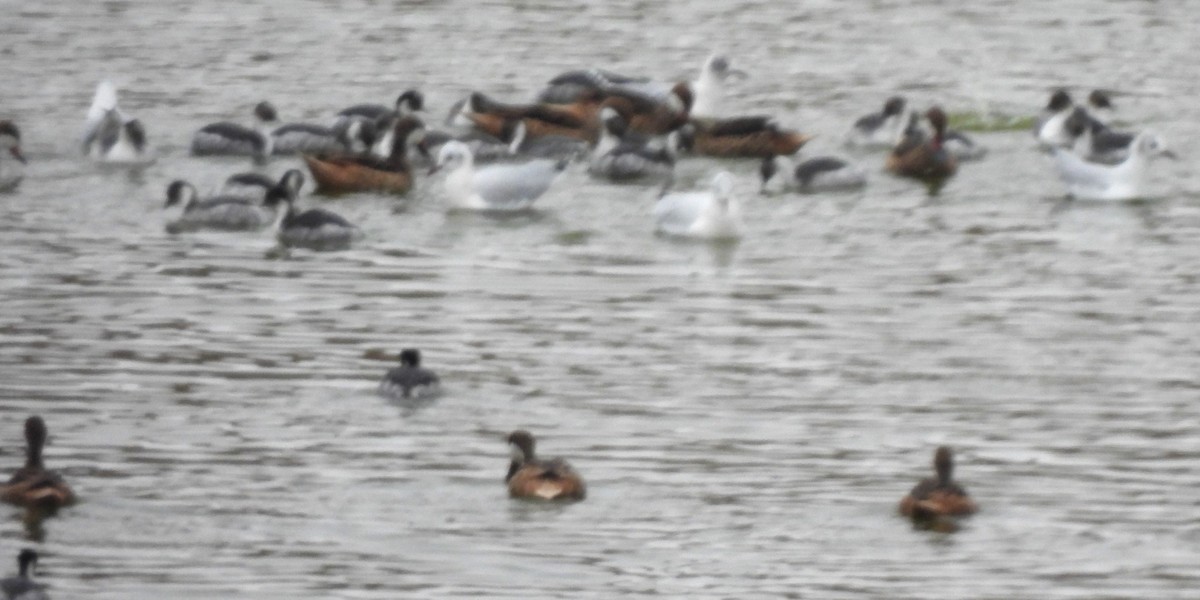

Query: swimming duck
(759, 154), (867, 193)
(163, 179), (279, 233)
(378, 349), (440, 399)
(536, 67), (650, 104)
(0, 416), (75, 512)
(430, 140), (566, 212)
(1050, 131), (1176, 201)
(886, 107), (957, 181)
(80, 81), (153, 165)
(220, 168), (306, 201)
(272, 116), (371, 156)
(899, 446), (977, 520)
(845, 96), (909, 149)
(263, 184), (364, 251)
(1034, 89), (1082, 148)
(337, 89), (424, 122)
(1064, 106), (1134, 164)
(505, 430), (586, 501)
(0, 121), (25, 192)
(600, 83), (694, 136)
(0, 549), (48, 600)
(302, 115), (422, 195)
(452, 90), (603, 143)
(681, 116), (812, 158)
(588, 107), (686, 182)
(654, 171), (743, 240)
(191, 101), (279, 160)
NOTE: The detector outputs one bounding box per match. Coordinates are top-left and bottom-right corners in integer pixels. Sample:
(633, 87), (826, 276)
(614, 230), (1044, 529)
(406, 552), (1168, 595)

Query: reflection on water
(2, 0), (1200, 598)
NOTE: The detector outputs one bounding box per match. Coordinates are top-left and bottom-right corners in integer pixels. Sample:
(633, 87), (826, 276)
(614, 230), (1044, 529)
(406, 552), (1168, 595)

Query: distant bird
(0, 416), (75, 512)
(1063, 106), (1134, 164)
(505, 430), (586, 501)
(687, 53), (748, 119)
(0, 121), (26, 192)
(899, 446), (977, 520)
(163, 180), (277, 233)
(378, 349), (440, 399)
(191, 101), (279, 160)
(1050, 131), (1176, 201)
(759, 154), (867, 193)
(942, 128), (988, 162)
(845, 96), (910, 149)
(0, 549), (49, 600)
(886, 107), (957, 181)
(681, 116), (812, 158)
(263, 184), (364, 251)
(81, 81), (153, 165)
(272, 116), (372, 156)
(337, 89), (424, 122)
(654, 171), (744, 240)
(220, 169), (306, 201)
(430, 140), (566, 212)
(588, 107), (684, 182)
(302, 116), (424, 195)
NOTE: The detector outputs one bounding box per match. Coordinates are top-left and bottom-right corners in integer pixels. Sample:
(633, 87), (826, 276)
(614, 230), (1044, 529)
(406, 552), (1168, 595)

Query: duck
(415, 128), (514, 166)
(654, 171), (743, 240)
(536, 67), (650, 104)
(378, 348), (440, 399)
(302, 115), (423, 195)
(0, 416), (75, 512)
(191, 101), (279, 160)
(220, 168), (306, 201)
(80, 81), (153, 165)
(451, 90), (603, 143)
(759, 154), (867, 193)
(681, 116), (812, 158)
(688, 54), (748, 119)
(588, 107), (685, 182)
(0, 121), (26, 192)
(272, 116), (370, 156)
(337, 89), (424, 122)
(0, 549), (48, 600)
(163, 179), (278, 233)
(505, 430), (586, 501)
(503, 120), (588, 161)
(1050, 131), (1176, 201)
(899, 446), (978, 520)
(845, 96), (910, 149)
(430, 140), (566, 212)
(600, 83), (694, 136)
(941, 128), (987, 162)
(263, 184), (364, 251)
(1034, 89), (1082, 148)
(1064, 106), (1134, 164)
(885, 107), (957, 181)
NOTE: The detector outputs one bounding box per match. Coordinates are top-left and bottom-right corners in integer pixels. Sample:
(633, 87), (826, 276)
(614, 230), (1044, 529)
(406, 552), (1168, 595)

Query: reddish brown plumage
(505, 430), (586, 501)
(602, 82), (694, 136)
(688, 117), (813, 158)
(464, 92), (601, 142)
(303, 155), (413, 194)
(0, 416), (75, 512)
(886, 106), (958, 180)
(898, 446), (977, 520)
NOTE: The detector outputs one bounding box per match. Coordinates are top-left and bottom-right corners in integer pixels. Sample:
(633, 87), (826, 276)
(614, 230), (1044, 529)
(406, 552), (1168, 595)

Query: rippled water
(2, 1), (1200, 598)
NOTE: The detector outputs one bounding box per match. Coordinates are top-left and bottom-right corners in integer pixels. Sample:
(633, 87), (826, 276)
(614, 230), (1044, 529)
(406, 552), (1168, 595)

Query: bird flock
(0, 52), (1182, 596)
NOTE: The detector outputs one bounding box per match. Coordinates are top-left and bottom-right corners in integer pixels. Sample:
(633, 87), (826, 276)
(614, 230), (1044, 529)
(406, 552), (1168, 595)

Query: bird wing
(1051, 148), (1113, 189)
(653, 191), (708, 234)
(472, 160), (563, 209)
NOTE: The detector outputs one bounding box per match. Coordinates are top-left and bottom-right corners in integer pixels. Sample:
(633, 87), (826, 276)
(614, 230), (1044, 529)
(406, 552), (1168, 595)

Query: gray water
(2, 1), (1200, 598)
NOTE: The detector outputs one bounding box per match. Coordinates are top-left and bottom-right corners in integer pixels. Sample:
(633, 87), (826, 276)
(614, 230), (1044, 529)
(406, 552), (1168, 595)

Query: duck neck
(25, 438), (43, 470)
(505, 460), (521, 482)
(272, 201), (295, 231)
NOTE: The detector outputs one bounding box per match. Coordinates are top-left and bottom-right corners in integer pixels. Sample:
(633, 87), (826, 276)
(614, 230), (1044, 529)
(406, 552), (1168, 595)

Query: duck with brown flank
(899, 446), (978, 520)
(886, 107), (957, 181)
(505, 430), (586, 501)
(682, 116), (812, 158)
(302, 115), (423, 195)
(452, 89), (605, 143)
(0, 417), (76, 512)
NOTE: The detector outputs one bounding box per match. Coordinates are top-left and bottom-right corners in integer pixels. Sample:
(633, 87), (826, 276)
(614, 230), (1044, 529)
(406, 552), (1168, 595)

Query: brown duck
(303, 115), (424, 195)
(0, 416), (76, 512)
(683, 116), (813, 158)
(886, 106), (957, 180)
(899, 446), (978, 520)
(505, 430), (586, 501)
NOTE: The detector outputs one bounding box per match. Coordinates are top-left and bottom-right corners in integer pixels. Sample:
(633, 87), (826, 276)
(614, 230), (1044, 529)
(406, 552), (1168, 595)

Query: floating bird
(303, 115), (424, 195)
(378, 349), (440, 400)
(337, 89), (425, 122)
(164, 172), (302, 233)
(263, 184), (364, 251)
(759, 154), (867, 193)
(886, 107), (957, 181)
(220, 168), (306, 201)
(451, 90), (603, 143)
(681, 116), (812, 158)
(1064, 106), (1134, 164)
(505, 430), (586, 501)
(191, 101), (279, 160)
(0, 121), (25, 192)
(0, 549), (49, 600)
(272, 116), (371, 156)
(846, 96), (910, 149)
(430, 140), (566, 212)
(80, 81), (153, 165)
(687, 54), (748, 119)
(899, 446), (978, 520)
(654, 171), (744, 240)
(589, 107), (685, 182)
(1050, 131), (1176, 201)
(0, 416), (75, 512)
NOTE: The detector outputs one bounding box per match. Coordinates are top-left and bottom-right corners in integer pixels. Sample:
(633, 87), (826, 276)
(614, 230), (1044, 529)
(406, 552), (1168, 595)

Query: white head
(1133, 132), (1176, 160)
(164, 180), (199, 211)
(431, 140), (474, 175)
(279, 169), (305, 196)
(506, 121), (528, 154)
(709, 171), (737, 212)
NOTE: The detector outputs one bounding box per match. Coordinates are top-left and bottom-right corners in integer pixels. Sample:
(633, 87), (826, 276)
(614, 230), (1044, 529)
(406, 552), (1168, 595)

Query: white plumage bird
(653, 171), (743, 240)
(1050, 132), (1176, 201)
(431, 140), (567, 212)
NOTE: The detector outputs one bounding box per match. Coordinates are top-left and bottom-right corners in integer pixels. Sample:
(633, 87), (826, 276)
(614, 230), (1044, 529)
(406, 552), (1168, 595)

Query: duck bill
(10, 146), (26, 164)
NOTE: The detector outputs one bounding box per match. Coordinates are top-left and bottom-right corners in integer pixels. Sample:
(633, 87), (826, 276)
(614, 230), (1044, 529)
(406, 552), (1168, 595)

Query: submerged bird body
(378, 349), (440, 399)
